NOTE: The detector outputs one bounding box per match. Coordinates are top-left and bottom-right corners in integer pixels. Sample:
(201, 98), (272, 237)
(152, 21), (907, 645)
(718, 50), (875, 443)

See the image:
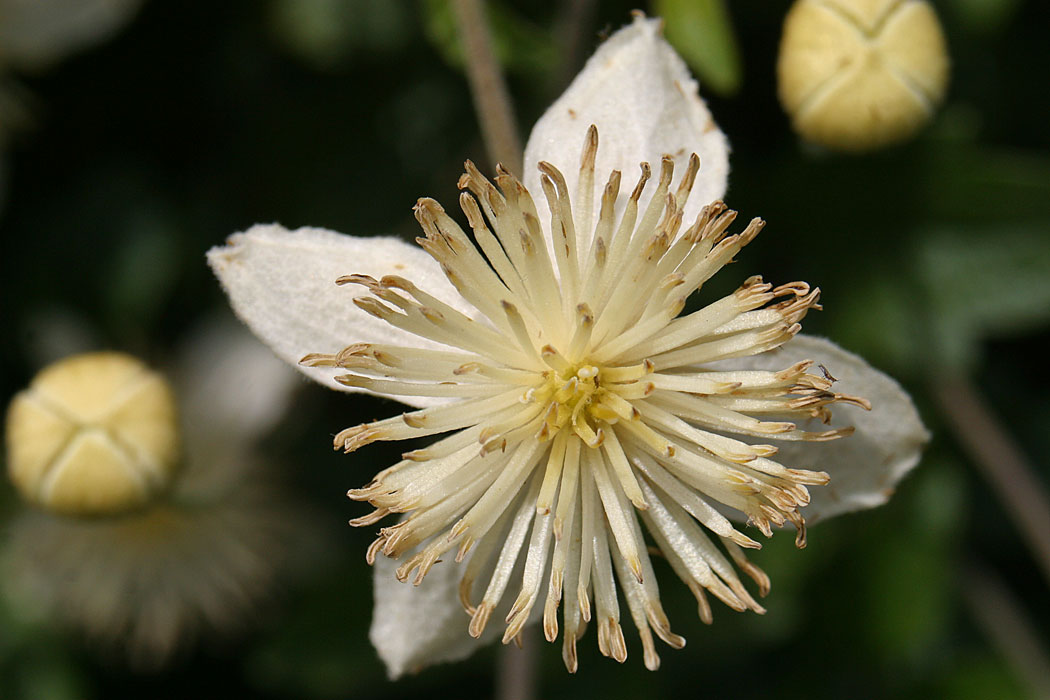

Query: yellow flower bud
(777, 0), (950, 152)
(5, 352), (180, 516)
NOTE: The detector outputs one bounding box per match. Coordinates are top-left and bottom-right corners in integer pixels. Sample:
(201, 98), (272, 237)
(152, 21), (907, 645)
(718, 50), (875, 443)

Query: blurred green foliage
(656, 0), (741, 95)
(421, 0), (558, 80)
(1, 1), (1048, 699)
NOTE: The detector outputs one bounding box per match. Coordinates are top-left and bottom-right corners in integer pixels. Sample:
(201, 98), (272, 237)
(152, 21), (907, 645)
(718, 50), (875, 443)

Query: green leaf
(655, 0), (742, 96)
(919, 146), (1050, 225)
(916, 225), (1050, 372)
(826, 269), (926, 379)
(267, 0), (410, 68)
(420, 0), (557, 79)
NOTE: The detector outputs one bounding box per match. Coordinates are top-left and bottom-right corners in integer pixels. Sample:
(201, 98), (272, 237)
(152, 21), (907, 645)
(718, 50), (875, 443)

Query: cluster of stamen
(301, 125), (868, 671)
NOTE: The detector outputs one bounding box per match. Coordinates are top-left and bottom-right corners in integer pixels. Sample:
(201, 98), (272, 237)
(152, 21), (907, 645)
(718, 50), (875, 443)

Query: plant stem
(451, 0), (522, 173)
(962, 563), (1050, 699)
(495, 630), (537, 700)
(934, 376), (1050, 587)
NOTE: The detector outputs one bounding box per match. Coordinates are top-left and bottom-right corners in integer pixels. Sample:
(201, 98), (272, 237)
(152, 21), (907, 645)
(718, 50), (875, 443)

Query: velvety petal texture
(369, 555), (497, 679)
(727, 334), (929, 522)
(523, 13), (730, 249)
(207, 224), (471, 408)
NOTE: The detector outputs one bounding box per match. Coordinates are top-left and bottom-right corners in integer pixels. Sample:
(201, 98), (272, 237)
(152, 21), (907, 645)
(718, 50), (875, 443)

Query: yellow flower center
(545, 363), (602, 438)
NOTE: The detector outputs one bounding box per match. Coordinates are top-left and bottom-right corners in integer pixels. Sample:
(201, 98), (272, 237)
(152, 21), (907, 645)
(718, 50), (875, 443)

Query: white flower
(207, 15), (928, 676)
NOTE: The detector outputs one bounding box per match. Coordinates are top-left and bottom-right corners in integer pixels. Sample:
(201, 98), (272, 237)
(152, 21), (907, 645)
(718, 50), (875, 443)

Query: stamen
(574, 125), (599, 249)
(317, 129), (869, 670)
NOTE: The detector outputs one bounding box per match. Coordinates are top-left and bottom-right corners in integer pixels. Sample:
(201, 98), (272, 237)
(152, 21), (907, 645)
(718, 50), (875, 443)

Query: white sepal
(369, 556), (497, 679)
(207, 224), (470, 409)
(730, 334), (929, 523)
(522, 14), (729, 250)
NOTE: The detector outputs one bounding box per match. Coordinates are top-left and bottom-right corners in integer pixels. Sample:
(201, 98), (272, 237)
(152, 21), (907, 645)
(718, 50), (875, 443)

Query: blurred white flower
(0, 0), (142, 71)
(209, 14), (927, 676)
(3, 317), (307, 668)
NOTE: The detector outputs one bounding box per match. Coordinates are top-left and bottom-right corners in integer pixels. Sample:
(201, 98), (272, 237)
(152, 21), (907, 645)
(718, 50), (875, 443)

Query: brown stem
(962, 563), (1050, 699)
(451, 0), (522, 173)
(933, 376), (1050, 587)
(495, 630), (537, 700)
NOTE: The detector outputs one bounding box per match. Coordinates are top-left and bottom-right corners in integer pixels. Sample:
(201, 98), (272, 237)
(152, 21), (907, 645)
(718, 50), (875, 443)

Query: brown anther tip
(379, 275), (411, 291)
(420, 306), (445, 322)
(402, 412), (426, 428)
(334, 374), (365, 387)
(836, 393), (872, 410)
(420, 196), (445, 212)
(336, 273), (374, 287)
(537, 161), (564, 183)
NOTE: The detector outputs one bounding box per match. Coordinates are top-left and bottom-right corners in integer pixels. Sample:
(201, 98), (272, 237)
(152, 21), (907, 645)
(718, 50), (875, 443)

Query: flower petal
(369, 556), (497, 679)
(726, 335), (929, 523)
(522, 13), (729, 247)
(207, 224), (470, 409)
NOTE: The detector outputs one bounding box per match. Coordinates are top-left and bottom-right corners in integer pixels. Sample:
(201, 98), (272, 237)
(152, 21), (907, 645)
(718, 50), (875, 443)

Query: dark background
(2, 1), (1049, 698)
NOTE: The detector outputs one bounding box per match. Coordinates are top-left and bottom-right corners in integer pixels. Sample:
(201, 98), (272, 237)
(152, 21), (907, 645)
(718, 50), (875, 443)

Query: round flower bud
(777, 0), (950, 152)
(5, 352), (180, 516)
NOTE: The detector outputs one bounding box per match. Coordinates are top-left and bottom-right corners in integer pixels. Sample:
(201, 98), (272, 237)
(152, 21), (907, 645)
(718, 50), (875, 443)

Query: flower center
(536, 359), (638, 449)
(550, 362), (600, 421)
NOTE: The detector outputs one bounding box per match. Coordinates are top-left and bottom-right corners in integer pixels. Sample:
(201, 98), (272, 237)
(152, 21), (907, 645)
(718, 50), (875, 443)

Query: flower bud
(777, 0), (949, 152)
(5, 352), (179, 515)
